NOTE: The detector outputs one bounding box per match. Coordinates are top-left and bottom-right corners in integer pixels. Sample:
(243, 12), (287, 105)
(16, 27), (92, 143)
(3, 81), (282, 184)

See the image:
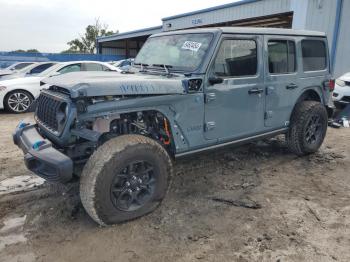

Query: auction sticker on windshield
(182, 41), (202, 52)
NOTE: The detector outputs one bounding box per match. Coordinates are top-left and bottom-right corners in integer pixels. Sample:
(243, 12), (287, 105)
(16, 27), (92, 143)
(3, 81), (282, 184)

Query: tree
(64, 18), (117, 54)
(12, 49), (26, 53)
(11, 49), (40, 53)
(26, 49), (40, 53)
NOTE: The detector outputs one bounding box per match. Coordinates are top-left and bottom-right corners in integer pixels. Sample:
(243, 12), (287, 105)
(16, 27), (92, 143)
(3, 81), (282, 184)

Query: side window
(83, 63), (103, 71)
(268, 40), (296, 74)
(213, 39), (257, 78)
(102, 65), (113, 71)
(58, 64), (81, 74)
(301, 40), (327, 71)
(120, 60), (131, 67)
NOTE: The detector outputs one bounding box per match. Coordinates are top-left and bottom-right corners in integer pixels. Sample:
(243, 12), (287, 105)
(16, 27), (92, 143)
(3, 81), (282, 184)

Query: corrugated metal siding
(304, 0), (337, 51)
(98, 26), (162, 43)
(101, 48), (126, 56)
(163, 0), (291, 31)
(334, 0), (350, 77)
(291, 0), (309, 29)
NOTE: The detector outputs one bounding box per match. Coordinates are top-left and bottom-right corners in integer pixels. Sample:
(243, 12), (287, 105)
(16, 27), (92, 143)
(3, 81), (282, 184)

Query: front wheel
(80, 135), (173, 226)
(286, 101), (328, 156)
(4, 90), (33, 113)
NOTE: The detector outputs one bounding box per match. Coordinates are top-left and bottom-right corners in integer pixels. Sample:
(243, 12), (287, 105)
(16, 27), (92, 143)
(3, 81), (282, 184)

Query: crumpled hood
(43, 71), (187, 98)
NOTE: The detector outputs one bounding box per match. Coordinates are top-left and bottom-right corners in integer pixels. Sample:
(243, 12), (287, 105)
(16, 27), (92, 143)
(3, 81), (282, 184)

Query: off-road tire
(4, 90), (33, 113)
(286, 101), (328, 156)
(80, 135), (173, 226)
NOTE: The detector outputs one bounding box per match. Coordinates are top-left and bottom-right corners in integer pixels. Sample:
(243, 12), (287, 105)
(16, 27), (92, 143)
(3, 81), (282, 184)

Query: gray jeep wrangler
(13, 27), (334, 225)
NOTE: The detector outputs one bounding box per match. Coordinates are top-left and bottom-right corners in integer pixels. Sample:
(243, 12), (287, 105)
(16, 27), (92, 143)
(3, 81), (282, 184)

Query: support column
(125, 40), (130, 58)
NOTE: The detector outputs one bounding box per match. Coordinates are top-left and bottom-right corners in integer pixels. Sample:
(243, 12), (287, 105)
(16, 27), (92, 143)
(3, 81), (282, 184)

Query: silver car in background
(0, 62), (35, 78)
(0, 62), (57, 80)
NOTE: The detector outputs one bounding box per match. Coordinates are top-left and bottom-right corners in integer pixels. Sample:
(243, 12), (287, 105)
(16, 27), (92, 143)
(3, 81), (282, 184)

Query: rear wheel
(4, 90), (33, 113)
(286, 101), (328, 156)
(80, 135), (173, 226)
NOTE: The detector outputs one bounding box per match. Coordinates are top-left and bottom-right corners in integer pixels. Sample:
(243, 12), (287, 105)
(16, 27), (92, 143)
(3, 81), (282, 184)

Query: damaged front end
(14, 72), (201, 182)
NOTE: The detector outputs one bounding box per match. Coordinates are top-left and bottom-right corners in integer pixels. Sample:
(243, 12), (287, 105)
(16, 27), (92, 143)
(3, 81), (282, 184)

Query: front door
(204, 35), (265, 141)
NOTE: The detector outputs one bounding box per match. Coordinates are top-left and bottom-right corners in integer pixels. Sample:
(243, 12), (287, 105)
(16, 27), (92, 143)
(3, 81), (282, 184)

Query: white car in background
(0, 61), (118, 113)
(333, 72), (350, 108)
(0, 62), (57, 80)
(0, 62), (35, 78)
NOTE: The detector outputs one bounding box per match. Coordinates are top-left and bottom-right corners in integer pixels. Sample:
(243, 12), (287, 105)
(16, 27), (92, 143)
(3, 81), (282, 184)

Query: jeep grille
(36, 92), (67, 134)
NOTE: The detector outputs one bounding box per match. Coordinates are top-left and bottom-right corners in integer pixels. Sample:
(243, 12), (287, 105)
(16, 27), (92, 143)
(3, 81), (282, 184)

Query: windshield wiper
(134, 62), (149, 72)
(152, 64), (173, 75)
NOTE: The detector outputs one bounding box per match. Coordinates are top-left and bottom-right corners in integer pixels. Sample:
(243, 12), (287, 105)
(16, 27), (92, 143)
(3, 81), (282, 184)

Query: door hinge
(205, 122), (216, 131)
(205, 93), (216, 103)
(264, 111), (273, 119)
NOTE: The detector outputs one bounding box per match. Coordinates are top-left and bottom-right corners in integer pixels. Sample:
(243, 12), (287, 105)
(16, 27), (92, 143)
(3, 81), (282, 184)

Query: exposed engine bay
(101, 111), (172, 146)
(65, 111), (173, 169)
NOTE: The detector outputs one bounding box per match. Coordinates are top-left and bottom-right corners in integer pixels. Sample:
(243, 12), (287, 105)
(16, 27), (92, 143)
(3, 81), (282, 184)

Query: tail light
(324, 79), (335, 92)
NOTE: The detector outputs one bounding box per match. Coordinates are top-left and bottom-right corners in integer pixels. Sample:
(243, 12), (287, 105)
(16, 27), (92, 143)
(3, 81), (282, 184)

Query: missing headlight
(76, 100), (87, 113)
(57, 102), (68, 125)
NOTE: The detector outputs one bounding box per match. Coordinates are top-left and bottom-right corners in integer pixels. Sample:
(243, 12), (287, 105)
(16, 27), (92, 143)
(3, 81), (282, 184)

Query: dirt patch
(0, 110), (350, 262)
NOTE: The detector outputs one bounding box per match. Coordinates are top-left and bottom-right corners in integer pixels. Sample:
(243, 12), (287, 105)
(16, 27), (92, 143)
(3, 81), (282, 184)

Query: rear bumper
(13, 123), (73, 183)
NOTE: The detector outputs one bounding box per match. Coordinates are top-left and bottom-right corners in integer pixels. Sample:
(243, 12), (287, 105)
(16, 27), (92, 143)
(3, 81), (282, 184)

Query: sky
(0, 0), (235, 53)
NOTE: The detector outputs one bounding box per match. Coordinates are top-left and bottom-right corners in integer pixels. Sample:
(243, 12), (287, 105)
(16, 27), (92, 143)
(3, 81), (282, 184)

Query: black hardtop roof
(152, 27), (326, 38)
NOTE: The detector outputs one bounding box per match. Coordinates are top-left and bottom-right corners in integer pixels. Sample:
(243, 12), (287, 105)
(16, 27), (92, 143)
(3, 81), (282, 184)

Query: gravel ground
(0, 110), (349, 262)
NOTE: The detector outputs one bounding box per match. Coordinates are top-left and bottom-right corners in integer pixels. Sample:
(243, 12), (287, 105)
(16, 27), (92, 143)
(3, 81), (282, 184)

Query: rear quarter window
(83, 63), (104, 71)
(301, 40), (327, 72)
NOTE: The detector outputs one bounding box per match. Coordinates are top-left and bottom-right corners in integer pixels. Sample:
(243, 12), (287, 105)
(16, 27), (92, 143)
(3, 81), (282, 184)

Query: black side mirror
(208, 76), (223, 85)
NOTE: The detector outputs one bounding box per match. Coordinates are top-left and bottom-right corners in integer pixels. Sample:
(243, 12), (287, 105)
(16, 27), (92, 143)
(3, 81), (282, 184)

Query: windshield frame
(134, 32), (215, 73)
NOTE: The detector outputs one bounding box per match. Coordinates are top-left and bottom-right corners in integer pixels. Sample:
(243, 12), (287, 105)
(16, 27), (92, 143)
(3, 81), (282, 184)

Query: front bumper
(13, 123), (73, 183)
(0, 91), (5, 110)
(333, 84), (350, 107)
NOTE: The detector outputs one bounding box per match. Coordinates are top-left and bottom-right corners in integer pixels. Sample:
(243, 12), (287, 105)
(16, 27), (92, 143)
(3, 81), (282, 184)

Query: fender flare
(289, 87), (325, 121)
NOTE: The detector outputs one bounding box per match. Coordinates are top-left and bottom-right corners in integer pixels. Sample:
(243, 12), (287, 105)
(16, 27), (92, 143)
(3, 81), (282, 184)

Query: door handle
(286, 83), (298, 90)
(248, 88), (264, 95)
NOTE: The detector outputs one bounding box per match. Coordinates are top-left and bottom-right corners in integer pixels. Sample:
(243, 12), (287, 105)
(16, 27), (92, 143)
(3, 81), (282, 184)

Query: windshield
(134, 33), (213, 72)
(37, 64), (62, 77)
(11, 63), (34, 70)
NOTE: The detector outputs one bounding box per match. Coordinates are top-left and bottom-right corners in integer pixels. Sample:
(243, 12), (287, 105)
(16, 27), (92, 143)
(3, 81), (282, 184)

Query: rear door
(204, 34), (265, 141)
(264, 36), (299, 128)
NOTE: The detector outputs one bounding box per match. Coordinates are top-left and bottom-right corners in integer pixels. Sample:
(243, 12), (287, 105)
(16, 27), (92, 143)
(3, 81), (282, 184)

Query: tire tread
(286, 101), (328, 156)
(80, 135), (172, 226)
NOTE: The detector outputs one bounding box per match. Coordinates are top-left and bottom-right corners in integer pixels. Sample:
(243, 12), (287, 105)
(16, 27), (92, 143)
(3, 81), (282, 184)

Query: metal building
(97, 0), (349, 77)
